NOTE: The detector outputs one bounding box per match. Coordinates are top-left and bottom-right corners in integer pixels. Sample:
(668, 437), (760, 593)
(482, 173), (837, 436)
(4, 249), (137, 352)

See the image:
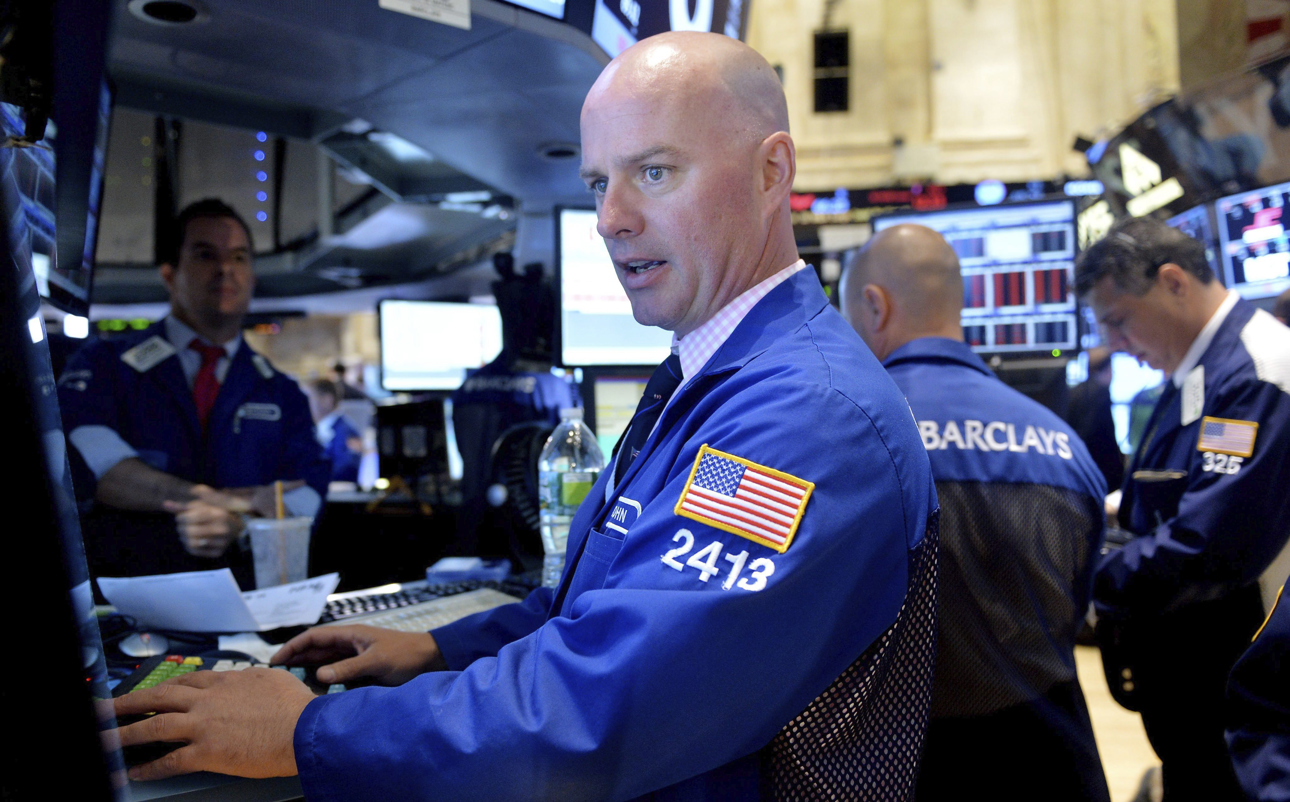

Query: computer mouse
(119, 632), (169, 658)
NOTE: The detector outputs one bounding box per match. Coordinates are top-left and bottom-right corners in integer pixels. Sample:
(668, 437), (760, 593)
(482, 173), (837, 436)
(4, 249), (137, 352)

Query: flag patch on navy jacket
(1197, 416), (1258, 457)
(675, 445), (814, 553)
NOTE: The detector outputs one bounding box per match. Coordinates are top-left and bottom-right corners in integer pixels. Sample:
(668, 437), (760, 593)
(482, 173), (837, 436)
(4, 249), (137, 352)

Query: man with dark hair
(843, 224), (1111, 802)
(1078, 215), (1290, 802)
(59, 198), (328, 584)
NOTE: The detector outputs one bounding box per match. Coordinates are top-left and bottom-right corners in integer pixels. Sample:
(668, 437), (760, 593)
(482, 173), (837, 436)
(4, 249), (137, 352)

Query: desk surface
(126, 773), (302, 801)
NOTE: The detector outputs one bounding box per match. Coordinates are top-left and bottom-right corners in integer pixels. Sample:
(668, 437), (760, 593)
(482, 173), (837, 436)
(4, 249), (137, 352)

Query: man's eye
(590, 178), (607, 195)
(644, 166), (665, 182)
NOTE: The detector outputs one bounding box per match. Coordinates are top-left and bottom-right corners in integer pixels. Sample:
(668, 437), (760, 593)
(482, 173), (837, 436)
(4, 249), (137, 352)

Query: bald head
(841, 224), (965, 360)
(578, 33), (800, 337)
(585, 32), (789, 145)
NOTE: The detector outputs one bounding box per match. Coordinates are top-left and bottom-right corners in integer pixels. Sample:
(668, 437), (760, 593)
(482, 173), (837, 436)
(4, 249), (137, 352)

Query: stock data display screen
(379, 301), (503, 391)
(874, 200), (1079, 355)
(1166, 203), (1222, 280)
(1215, 182), (1290, 300)
(557, 208), (673, 366)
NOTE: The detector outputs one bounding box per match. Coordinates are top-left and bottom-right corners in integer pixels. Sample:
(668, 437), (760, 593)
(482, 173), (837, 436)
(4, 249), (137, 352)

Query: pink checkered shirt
(672, 259), (808, 397)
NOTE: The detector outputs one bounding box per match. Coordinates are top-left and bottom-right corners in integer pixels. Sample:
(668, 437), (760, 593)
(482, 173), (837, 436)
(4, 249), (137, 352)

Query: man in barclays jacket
(1079, 216), (1290, 802)
(114, 33), (938, 801)
(843, 224), (1111, 802)
(59, 199), (329, 586)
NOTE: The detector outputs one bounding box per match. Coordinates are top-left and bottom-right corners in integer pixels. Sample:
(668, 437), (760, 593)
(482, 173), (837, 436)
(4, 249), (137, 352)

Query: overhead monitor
(1166, 203), (1222, 281)
(1214, 181), (1290, 300)
(873, 200), (1080, 356)
(502, 0), (564, 17)
(589, 0), (749, 59)
(557, 207), (672, 366)
(379, 301), (503, 391)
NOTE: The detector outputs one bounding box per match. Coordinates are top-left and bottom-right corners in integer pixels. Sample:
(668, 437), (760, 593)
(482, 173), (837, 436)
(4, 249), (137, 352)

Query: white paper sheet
(98, 570), (339, 633)
(241, 574), (340, 629)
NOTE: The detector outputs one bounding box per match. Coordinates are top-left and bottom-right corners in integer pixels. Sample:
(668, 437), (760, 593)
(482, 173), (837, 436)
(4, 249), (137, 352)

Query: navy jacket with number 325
(292, 267), (937, 801)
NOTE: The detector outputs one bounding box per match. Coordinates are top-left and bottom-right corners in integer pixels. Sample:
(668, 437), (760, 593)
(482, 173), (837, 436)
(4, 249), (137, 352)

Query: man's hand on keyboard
(271, 625), (448, 686)
(113, 667), (313, 781)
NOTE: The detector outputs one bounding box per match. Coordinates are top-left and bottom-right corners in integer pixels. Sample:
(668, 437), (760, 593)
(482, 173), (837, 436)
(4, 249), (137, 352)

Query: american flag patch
(674, 445), (814, 553)
(1196, 416), (1258, 457)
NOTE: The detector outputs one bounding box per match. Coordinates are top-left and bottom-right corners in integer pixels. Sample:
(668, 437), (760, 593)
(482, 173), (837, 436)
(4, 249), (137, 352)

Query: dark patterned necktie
(613, 353), (683, 483)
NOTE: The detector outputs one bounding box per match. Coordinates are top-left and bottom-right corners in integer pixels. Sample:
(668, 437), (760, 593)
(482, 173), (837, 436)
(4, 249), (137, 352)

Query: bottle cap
(559, 407), (584, 420)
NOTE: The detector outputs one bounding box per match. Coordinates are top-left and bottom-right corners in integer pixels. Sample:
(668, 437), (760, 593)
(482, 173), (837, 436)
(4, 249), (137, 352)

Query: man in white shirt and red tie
(58, 199), (328, 587)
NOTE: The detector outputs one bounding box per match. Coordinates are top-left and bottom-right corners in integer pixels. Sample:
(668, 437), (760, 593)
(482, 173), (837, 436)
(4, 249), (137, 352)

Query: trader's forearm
(95, 458), (196, 512)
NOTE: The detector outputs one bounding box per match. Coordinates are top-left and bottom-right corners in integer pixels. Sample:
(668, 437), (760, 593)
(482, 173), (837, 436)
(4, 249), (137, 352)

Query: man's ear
(863, 284), (891, 332)
(159, 262), (176, 293)
(1156, 263), (1188, 298)
(760, 132), (796, 206)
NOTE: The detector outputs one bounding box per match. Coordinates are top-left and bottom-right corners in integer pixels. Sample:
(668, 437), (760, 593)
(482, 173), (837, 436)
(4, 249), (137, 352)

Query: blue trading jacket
(322, 415), (361, 484)
(294, 267), (936, 801)
(57, 319), (329, 580)
(1227, 586), (1290, 802)
(1095, 299), (1290, 619)
(882, 338), (1108, 799)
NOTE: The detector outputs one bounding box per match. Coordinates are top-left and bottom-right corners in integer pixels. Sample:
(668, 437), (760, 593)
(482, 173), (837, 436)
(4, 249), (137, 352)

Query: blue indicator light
(256, 171), (268, 182)
(256, 190), (268, 202)
(256, 211), (268, 222)
(256, 132), (267, 142)
(254, 150), (265, 161)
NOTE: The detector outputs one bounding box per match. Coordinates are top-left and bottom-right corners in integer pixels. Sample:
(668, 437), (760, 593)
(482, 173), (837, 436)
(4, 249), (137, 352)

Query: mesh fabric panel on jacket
(931, 481), (1101, 718)
(760, 513), (940, 801)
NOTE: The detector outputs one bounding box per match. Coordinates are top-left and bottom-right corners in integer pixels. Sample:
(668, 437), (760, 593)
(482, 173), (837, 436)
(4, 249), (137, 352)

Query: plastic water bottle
(538, 408), (606, 588)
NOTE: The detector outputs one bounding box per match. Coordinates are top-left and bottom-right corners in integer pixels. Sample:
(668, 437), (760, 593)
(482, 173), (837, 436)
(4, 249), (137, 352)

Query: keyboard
(322, 587), (520, 632)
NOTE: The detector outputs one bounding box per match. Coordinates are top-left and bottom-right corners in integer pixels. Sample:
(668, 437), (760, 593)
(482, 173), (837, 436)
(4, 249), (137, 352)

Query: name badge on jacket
(234, 402), (281, 433)
(120, 336), (177, 373)
(605, 497), (643, 535)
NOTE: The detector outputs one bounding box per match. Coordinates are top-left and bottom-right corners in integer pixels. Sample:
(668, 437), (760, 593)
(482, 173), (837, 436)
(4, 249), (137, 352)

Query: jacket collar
(1194, 296), (1256, 378)
(882, 337), (993, 376)
(689, 264), (829, 379)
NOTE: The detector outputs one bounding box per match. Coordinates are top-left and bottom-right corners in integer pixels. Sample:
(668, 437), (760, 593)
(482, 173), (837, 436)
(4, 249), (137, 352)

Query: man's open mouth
(624, 260), (666, 274)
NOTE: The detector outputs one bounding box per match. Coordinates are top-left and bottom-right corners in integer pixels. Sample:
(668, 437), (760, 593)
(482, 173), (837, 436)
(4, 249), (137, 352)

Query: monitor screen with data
(557, 208), (673, 366)
(1215, 181), (1290, 300)
(1166, 203), (1222, 280)
(379, 301), (503, 391)
(873, 200), (1079, 356)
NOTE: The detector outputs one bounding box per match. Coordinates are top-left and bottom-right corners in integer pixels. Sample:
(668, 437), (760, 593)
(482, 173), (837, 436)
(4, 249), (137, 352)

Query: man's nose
(596, 183), (643, 241)
(1103, 326), (1128, 352)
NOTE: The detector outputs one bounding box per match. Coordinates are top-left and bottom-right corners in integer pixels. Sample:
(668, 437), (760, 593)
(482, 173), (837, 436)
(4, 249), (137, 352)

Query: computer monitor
(873, 200), (1080, 356)
(375, 398), (451, 481)
(556, 207), (672, 366)
(379, 300), (503, 391)
(1166, 203), (1222, 281)
(592, 375), (649, 456)
(502, 0), (564, 18)
(1214, 181), (1290, 300)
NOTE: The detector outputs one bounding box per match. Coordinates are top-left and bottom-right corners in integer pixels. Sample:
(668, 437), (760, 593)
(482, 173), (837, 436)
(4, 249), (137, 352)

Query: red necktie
(189, 340), (225, 430)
